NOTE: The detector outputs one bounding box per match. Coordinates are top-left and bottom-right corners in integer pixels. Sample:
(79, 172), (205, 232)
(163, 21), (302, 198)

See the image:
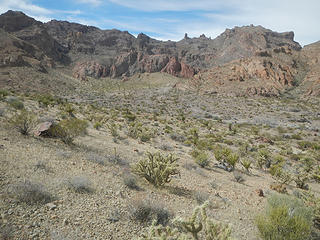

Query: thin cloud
(0, 0), (52, 15)
(108, 0), (320, 45)
(108, 0), (233, 12)
(78, 0), (102, 6)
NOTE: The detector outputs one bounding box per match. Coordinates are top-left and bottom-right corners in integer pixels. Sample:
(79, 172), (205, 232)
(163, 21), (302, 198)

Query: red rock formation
(161, 57), (181, 76)
(180, 62), (196, 78)
(161, 57), (196, 78)
(73, 61), (109, 80)
(138, 54), (169, 73)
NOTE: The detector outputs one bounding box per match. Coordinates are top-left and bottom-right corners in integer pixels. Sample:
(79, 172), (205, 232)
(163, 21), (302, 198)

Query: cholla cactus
(138, 201), (233, 240)
(138, 221), (189, 240)
(132, 152), (179, 187)
(174, 202), (232, 240)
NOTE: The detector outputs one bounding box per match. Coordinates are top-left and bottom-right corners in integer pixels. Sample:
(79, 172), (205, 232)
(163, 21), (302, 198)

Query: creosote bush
(10, 110), (36, 135)
(49, 118), (88, 144)
(256, 193), (313, 240)
(132, 152), (179, 187)
(138, 201), (233, 240)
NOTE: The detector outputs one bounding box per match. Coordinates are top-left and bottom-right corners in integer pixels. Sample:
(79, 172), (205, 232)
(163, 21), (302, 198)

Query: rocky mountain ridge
(0, 10), (319, 97)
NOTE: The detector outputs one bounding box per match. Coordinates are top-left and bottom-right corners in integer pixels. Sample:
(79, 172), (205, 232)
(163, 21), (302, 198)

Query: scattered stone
(46, 202), (57, 210)
(255, 189), (264, 197)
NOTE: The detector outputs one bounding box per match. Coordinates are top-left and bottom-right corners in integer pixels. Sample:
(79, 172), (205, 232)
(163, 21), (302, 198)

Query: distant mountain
(0, 10), (319, 96)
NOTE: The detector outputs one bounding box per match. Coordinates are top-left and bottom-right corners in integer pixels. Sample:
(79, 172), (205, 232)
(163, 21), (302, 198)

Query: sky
(0, 0), (319, 46)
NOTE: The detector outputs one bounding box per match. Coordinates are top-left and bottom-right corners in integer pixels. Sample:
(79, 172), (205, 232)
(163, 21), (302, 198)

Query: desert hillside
(0, 10), (320, 240)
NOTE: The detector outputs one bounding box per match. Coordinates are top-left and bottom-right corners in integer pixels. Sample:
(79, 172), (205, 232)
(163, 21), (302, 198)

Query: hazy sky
(0, 0), (319, 46)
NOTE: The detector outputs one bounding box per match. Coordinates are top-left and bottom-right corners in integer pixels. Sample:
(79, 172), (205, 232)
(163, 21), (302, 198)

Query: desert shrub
(67, 176), (93, 193)
(291, 134), (303, 140)
(10, 110), (36, 135)
(86, 153), (106, 165)
(214, 147), (239, 171)
(313, 166), (320, 183)
(298, 141), (320, 150)
(34, 94), (63, 107)
(188, 128), (199, 146)
(0, 89), (9, 101)
(270, 183), (287, 194)
(159, 143), (173, 151)
(130, 199), (171, 226)
(256, 193), (313, 240)
(170, 132), (186, 142)
(295, 191), (320, 229)
(7, 97), (24, 110)
(49, 118), (88, 144)
(269, 156), (292, 185)
(301, 157), (314, 173)
(127, 122), (154, 142)
(233, 171), (245, 183)
(240, 159), (252, 173)
(293, 173), (309, 190)
(7, 180), (54, 205)
(123, 174), (139, 190)
(93, 121), (102, 130)
(191, 149), (210, 168)
(123, 109), (136, 122)
(107, 121), (119, 138)
(257, 149), (272, 169)
(107, 148), (128, 166)
(138, 201), (232, 240)
(132, 152), (179, 187)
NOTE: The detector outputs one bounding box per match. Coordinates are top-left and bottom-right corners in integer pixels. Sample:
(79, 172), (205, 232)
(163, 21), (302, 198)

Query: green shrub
(10, 110), (36, 135)
(107, 122), (119, 138)
(240, 159), (252, 172)
(93, 121), (103, 130)
(214, 147), (239, 170)
(191, 150), (210, 168)
(188, 128), (199, 146)
(293, 173), (309, 190)
(256, 193), (313, 240)
(34, 94), (63, 107)
(257, 149), (271, 169)
(0, 89), (9, 101)
(127, 122), (154, 142)
(298, 141), (320, 150)
(49, 118), (88, 144)
(132, 152), (179, 187)
(301, 157), (314, 173)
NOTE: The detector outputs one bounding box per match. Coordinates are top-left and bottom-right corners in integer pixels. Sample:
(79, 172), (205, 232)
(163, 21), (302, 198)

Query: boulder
(34, 122), (53, 137)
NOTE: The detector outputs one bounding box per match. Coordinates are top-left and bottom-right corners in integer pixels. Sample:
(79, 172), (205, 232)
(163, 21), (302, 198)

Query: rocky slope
(0, 10), (319, 96)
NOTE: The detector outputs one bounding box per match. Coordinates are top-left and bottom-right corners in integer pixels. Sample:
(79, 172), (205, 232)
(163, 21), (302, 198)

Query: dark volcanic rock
(0, 11), (69, 64)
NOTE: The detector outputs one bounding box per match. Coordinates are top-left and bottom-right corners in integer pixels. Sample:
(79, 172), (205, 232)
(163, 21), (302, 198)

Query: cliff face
(0, 10), (319, 96)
